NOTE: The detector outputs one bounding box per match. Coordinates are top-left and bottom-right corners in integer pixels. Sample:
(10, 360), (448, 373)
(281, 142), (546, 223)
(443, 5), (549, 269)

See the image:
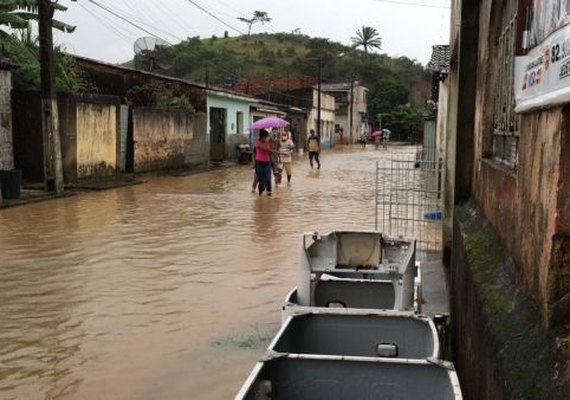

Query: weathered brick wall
(473, 82), (566, 332)
(449, 0), (570, 396)
(451, 204), (570, 400)
(133, 108), (207, 172)
(0, 70), (13, 170)
(470, 0), (569, 331)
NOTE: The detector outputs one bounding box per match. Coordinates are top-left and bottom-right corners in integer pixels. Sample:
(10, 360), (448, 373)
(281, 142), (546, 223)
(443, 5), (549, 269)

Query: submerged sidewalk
(420, 254), (450, 316)
(0, 162), (231, 210)
(0, 175), (145, 210)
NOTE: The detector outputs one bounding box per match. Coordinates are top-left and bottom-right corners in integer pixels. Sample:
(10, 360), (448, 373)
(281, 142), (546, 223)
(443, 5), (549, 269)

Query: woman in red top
(254, 130), (274, 196)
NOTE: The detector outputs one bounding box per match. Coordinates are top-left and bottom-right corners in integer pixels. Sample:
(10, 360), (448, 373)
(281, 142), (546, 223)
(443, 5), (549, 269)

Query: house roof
(320, 82), (367, 92)
(72, 55), (310, 113)
(233, 76), (318, 97)
(73, 54), (262, 101)
(428, 45), (450, 74)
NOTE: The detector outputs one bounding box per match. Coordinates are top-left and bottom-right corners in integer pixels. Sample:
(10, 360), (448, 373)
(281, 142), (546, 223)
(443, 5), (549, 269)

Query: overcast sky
(52, 0), (450, 66)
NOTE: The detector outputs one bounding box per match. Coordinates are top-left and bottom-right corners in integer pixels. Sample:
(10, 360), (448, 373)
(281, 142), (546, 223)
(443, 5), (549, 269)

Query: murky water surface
(0, 146), (416, 399)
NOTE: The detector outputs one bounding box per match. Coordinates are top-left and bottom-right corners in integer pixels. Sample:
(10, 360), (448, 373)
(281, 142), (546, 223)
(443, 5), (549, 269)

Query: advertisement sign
(515, 0), (570, 112)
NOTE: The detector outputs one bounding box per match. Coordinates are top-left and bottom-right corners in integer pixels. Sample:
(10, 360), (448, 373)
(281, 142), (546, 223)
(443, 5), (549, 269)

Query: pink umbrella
(250, 116), (290, 130)
(371, 130), (382, 137)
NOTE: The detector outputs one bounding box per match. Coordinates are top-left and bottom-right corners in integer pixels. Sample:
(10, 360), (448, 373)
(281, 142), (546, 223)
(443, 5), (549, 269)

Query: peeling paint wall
(133, 108), (207, 172)
(76, 103), (117, 179)
(468, 0), (568, 329)
(0, 70), (13, 170)
(449, 0), (570, 397)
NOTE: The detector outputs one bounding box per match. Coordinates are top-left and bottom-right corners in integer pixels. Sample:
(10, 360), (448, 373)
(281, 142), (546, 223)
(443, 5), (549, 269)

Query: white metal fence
(375, 146), (445, 259)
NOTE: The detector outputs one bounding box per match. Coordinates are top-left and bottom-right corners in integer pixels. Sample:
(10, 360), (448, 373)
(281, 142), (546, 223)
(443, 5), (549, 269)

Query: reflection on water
(0, 146), (415, 399)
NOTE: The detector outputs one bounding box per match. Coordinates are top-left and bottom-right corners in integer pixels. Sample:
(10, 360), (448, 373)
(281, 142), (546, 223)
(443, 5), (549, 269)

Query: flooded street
(0, 146), (417, 400)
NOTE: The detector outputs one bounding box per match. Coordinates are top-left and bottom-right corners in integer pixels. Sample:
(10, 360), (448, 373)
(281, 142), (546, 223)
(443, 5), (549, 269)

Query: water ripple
(0, 146), (419, 399)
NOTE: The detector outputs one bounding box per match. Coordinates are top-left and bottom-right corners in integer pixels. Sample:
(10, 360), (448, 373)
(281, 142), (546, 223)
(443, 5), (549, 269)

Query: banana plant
(0, 0), (75, 37)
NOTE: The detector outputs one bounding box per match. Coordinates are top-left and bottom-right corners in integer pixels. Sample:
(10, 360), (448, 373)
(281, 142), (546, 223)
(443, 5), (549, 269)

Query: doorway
(209, 107), (226, 161)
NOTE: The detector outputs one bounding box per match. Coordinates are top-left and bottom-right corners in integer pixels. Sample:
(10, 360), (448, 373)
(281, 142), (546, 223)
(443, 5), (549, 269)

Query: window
(492, 0), (519, 168)
(236, 112), (244, 134)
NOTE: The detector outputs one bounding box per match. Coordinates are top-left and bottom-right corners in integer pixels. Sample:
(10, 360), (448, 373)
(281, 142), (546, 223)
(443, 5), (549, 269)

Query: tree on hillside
(237, 10), (271, 36)
(0, 0), (75, 37)
(369, 80), (409, 114)
(351, 26), (382, 57)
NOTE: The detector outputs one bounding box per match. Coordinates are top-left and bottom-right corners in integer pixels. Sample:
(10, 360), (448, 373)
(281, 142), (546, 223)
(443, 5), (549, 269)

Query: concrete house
(425, 45), (450, 164)
(206, 91), (253, 162)
(444, 0), (570, 398)
(73, 56), (209, 174)
(321, 82), (369, 144)
(11, 56), (210, 179)
(233, 76), (336, 149)
(309, 87), (336, 149)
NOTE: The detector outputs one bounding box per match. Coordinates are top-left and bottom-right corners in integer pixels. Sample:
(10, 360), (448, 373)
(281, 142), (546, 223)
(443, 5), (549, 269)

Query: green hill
(130, 32), (432, 136)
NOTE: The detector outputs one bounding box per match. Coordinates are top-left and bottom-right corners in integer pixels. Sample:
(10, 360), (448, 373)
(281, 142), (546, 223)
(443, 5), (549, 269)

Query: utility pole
(317, 58), (321, 138)
(39, 0), (63, 193)
(349, 80), (354, 144)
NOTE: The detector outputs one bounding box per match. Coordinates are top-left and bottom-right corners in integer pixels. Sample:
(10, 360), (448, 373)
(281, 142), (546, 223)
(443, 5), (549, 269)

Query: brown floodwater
(0, 146), (417, 400)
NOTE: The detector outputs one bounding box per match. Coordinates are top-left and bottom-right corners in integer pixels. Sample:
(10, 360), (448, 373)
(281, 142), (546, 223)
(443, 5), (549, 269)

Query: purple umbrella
(250, 116), (290, 130)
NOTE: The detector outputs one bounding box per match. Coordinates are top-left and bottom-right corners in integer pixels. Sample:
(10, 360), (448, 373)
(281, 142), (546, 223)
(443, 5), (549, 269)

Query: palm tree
(0, 0), (75, 37)
(351, 26), (382, 57)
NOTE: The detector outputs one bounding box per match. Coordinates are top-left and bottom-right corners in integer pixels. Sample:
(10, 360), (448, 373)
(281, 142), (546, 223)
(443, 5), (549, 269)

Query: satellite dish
(133, 36), (173, 72)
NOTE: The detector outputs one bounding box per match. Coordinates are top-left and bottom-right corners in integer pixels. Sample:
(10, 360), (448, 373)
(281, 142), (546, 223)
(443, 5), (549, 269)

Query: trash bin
(0, 169), (22, 199)
(236, 144), (252, 164)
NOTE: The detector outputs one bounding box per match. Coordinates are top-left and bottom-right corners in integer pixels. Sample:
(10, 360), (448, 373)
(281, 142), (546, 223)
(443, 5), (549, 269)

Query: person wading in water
(306, 129), (321, 169)
(254, 129), (274, 196)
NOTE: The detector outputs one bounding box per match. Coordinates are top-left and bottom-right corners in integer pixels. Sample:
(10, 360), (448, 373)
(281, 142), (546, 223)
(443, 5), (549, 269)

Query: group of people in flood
(251, 128), (321, 196)
(359, 129), (390, 149)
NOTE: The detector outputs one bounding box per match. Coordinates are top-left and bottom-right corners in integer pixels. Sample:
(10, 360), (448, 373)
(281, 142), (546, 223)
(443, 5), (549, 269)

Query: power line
(209, 0), (247, 18)
(77, 1), (136, 46)
(78, 0), (314, 103)
(182, 0), (245, 35)
(95, 0), (185, 42)
(157, 1), (201, 36)
(85, 0), (170, 42)
(79, 1), (246, 80)
(372, 0), (450, 9)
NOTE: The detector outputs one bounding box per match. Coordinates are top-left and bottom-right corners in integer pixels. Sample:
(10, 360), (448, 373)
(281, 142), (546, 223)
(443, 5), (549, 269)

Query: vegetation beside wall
(2, 33), (94, 94)
(125, 82), (196, 113)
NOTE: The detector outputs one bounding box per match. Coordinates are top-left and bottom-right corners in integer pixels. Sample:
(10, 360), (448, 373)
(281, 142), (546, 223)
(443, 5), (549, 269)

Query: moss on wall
(452, 203), (570, 399)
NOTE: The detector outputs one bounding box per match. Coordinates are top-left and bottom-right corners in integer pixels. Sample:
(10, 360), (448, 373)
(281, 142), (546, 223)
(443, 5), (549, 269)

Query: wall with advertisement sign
(515, 0), (570, 112)
(448, 0), (570, 398)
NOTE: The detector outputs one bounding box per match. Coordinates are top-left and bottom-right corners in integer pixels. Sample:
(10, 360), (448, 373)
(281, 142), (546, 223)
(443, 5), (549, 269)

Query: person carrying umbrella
(371, 130), (382, 150)
(382, 128), (391, 150)
(254, 129), (275, 196)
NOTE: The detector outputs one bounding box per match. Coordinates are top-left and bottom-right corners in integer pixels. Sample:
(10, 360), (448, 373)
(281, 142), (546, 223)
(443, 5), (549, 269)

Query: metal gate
(375, 145), (445, 259)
